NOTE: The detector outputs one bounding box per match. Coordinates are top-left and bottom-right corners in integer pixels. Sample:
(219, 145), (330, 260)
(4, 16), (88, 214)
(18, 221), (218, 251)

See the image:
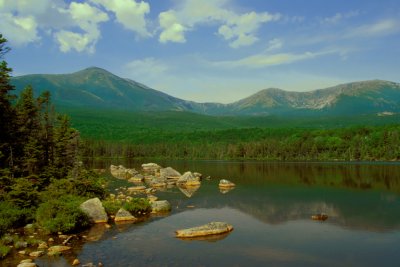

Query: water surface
(36, 161), (400, 267)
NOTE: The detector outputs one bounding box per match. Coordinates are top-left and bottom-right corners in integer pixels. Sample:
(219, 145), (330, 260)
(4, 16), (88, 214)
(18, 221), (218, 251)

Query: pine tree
(0, 34), (16, 171)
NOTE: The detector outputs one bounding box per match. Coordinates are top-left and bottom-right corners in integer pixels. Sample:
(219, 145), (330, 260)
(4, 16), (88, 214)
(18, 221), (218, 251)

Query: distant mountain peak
(10, 67), (400, 116)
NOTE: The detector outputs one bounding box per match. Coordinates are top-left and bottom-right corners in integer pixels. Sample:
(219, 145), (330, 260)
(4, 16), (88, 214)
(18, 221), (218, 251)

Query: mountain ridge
(10, 67), (400, 116)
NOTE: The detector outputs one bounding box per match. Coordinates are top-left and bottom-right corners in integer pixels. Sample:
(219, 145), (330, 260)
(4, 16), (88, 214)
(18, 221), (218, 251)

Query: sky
(1, 0), (400, 103)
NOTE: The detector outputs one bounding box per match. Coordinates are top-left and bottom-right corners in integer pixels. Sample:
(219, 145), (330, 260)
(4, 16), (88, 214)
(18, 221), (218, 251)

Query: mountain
(10, 67), (400, 116)
(225, 80), (400, 116)
(11, 67), (199, 112)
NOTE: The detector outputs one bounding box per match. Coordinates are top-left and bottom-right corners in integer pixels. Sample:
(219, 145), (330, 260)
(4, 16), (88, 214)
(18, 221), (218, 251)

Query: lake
(35, 160), (400, 267)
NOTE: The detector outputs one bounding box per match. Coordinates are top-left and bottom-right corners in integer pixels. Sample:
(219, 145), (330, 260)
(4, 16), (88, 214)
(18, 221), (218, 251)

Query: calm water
(35, 160), (400, 267)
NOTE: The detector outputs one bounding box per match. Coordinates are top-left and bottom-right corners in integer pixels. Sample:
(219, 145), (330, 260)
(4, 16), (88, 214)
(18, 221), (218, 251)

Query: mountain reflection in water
(52, 159), (400, 267)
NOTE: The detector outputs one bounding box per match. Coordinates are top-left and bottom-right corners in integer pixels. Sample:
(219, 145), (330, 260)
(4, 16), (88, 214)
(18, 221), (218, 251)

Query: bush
(41, 171), (107, 202)
(102, 199), (122, 216)
(123, 198), (151, 215)
(36, 195), (91, 234)
(0, 201), (26, 237)
(0, 243), (11, 259)
(6, 178), (40, 209)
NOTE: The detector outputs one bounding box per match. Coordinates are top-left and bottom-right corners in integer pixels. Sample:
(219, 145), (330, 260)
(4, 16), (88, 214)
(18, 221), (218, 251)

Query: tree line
(80, 125), (400, 161)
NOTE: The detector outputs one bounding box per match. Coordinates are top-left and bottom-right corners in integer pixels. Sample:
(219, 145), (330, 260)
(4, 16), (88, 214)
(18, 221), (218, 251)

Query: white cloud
(211, 48), (338, 69)
(55, 2), (108, 53)
(159, 10), (186, 43)
(218, 11), (281, 48)
(0, 0), (109, 52)
(158, 0), (280, 47)
(0, 13), (39, 45)
(90, 0), (151, 37)
(347, 18), (400, 38)
(55, 30), (92, 53)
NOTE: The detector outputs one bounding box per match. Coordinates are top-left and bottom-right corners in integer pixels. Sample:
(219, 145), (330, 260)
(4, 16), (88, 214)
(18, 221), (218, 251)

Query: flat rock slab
(219, 179), (235, 188)
(48, 245), (72, 256)
(17, 263), (37, 267)
(176, 222), (233, 238)
(127, 186), (146, 191)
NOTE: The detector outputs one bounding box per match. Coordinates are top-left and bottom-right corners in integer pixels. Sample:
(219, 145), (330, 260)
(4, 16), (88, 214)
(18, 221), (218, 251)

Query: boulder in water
(176, 222), (233, 238)
(80, 198), (108, 223)
(160, 167), (181, 180)
(114, 208), (137, 222)
(219, 179), (235, 188)
(151, 200), (171, 213)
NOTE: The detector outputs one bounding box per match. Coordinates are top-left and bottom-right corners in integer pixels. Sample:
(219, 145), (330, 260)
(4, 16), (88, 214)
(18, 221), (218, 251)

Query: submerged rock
(311, 213), (328, 221)
(80, 198), (108, 223)
(151, 200), (171, 213)
(219, 179), (235, 188)
(175, 222), (233, 238)
(114, 208), (137, 222)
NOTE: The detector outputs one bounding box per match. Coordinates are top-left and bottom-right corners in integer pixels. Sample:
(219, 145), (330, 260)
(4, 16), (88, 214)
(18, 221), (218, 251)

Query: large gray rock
(110, 165), (138, 179)
(175, 222), (233, 238)
(151, 200), (171, 213)
(160, 167), (181, 179)
(177, 171), (200, 186)
(114, 208), (137, 222)
(80, 198), (108, 223)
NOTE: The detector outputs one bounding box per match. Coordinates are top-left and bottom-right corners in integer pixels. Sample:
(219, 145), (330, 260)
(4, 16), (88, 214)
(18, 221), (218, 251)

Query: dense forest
(81, 125), (400, 161)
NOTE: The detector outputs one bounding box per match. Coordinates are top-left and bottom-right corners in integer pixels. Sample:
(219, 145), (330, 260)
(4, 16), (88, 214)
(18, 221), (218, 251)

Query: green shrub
(36, 195), (91, 234)
(41, 171), (107, 202)
(102, 200), (122, 216)
(123, 198), (151, 215)
(0, 243), (11, 259)
(0, 201), (26, 237)
(6, 178), (40, 209)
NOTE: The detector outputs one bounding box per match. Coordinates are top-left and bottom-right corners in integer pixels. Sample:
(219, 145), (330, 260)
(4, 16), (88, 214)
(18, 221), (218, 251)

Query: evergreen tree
(0, 34), (16, 171)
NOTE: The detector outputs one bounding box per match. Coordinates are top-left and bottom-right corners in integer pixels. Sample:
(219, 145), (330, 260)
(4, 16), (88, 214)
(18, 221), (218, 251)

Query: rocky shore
(1, 162), (237, 266)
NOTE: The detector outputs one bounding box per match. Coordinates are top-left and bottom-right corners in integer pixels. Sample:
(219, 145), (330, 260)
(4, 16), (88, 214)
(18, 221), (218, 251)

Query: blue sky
(1, 0), (399, 103)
